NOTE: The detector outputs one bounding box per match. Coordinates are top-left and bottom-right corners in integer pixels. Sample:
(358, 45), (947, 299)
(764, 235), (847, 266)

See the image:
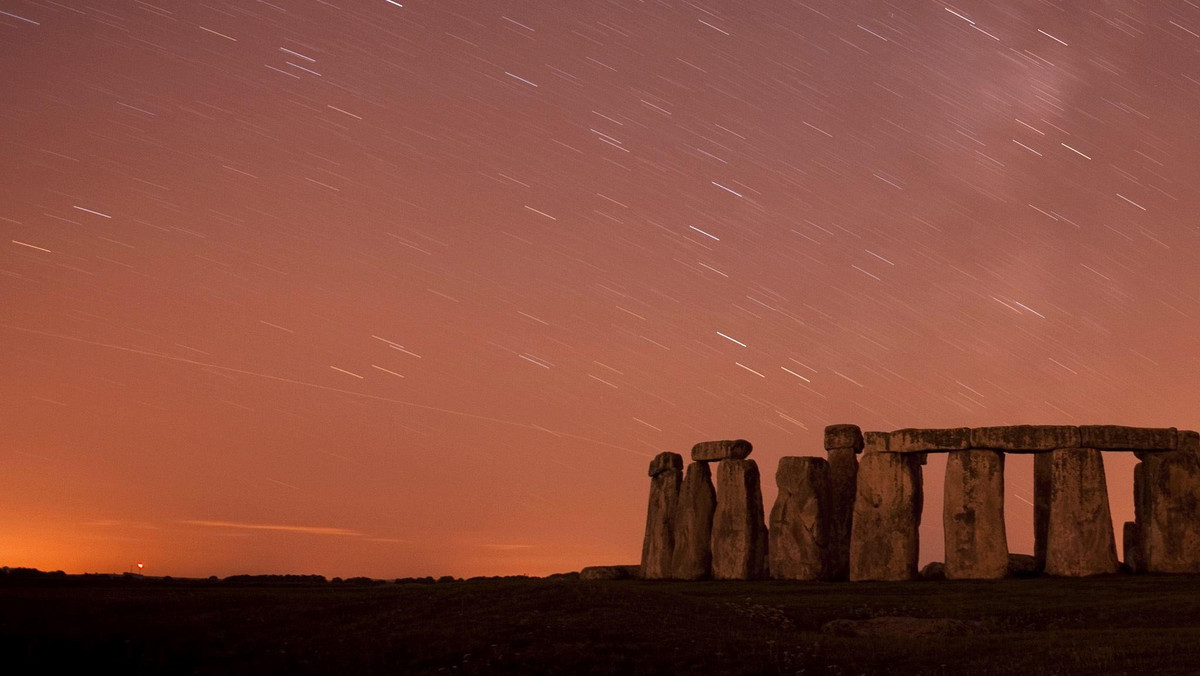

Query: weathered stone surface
(579, 565), (639, 580)
(886, 428), (971, 453)
(640, 457), (681, 579)
(1134, 447), (1200, 573)
(1007, 554), (1039, 578)
(1044, 448), (1119, 576)
(822, 616), (983, 638)
(769, 457), (832, 580)
(711, 459), (769, 580)
(849, 452), (923, 581)
(1033, 453), (1052, 571)
(863, 431), (888, 453)
(943, 450), (1008, 579)
(1144, 430), (1200, 460)
(970, 425), (1080, 452)
(824, 424), (864, 451)
(1123, 522), (1142, 574)
(827, 447), (858, 581)
(671, 462), (716, 580)
(691, 439), (753, 462)
(1078, 425), (1177, 451)
(648, 451), (683, 477)
(919, 561), (946, 580)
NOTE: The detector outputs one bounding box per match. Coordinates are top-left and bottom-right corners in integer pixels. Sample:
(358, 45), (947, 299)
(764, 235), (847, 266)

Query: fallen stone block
(579, 565), (639, 580)
(1007, 553), (1039, 578)
(919, 561), (945, 581)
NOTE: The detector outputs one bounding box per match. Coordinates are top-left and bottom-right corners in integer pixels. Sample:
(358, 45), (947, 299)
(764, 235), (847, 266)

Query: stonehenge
(769, 457), (832, 580)
(671, 462), (717, 579)
(639, 452), (681, 579)
(849, 451), (923, 581)
(711, 458), (769, 579)
(1133, 430), (1200, 573)
(1042, 448), (1119, 576)
(943, 450), (1007, 579)
(637, 424), (1200, 581)
(824, 426), (860, 580)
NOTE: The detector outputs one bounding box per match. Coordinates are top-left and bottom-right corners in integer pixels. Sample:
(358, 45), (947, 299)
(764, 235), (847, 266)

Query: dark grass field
(5, 572), (1200, 674)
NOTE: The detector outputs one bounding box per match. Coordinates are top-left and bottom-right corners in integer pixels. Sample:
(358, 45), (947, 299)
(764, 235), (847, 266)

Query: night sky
(4, 0), (1200, 579)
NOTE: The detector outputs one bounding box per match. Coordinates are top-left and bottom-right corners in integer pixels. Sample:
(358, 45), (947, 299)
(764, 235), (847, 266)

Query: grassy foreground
(4, 573), (1200, 674)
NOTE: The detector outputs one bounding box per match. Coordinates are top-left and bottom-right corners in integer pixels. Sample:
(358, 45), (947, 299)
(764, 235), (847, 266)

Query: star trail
(3, 0), (1200, 578)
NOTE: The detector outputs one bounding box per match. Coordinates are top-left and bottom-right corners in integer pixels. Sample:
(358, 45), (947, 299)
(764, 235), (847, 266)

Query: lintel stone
(691, 439), (752, 462)
(863, 431), (888, 453)
(1078, 425), (1177, 451)
(886, 427), (971, 453)
(824, 424), (864, 452)
(649, 451), (684, 477)
(970, 425), (1079, 452)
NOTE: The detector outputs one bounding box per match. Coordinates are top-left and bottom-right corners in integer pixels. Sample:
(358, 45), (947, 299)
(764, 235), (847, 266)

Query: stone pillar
(641, 452), (682, 579)
(1043, 448), (1119, 577)
(769, 457), (832, 580)
(711, 459), (769, 580)
(849, 437), (923, 581)
(1133, 430), (1200, 573)
(943, 450), (1008, 579)
(1033, 452), (1052, 571)
(824, 424), (861, 581)
(1123, 521), (1141, 573)
(671, 461), (717, 580)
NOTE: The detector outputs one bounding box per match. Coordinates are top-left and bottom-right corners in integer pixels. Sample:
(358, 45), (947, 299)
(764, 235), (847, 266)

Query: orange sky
(3, 0), (1200, 578)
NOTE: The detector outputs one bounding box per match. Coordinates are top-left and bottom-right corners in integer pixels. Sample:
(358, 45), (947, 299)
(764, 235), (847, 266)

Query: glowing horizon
(4, 0), (1200, 579)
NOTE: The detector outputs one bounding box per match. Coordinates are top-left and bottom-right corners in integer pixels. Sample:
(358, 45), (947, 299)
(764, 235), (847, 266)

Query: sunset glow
(3, 1), (1200, 579)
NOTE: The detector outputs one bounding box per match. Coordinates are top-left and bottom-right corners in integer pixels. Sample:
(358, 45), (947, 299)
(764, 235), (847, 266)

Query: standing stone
(824, 424), (865, 453)
(1033, 452), (1052, 571)
(849, 451), (923, 581)
(1123, 522), (1142, 573)
(641, 452), (682, 579)
(827, 448), (859, 581)
(1044, 448), (1119, 577)
(824, 424), (862, 581)
(769, 457), (833, 580)
(711, 459), (769, 580)
(943, 450), (1008, 579)
(671, 461), (717, 580)
(1133, 431), (1200, 573)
